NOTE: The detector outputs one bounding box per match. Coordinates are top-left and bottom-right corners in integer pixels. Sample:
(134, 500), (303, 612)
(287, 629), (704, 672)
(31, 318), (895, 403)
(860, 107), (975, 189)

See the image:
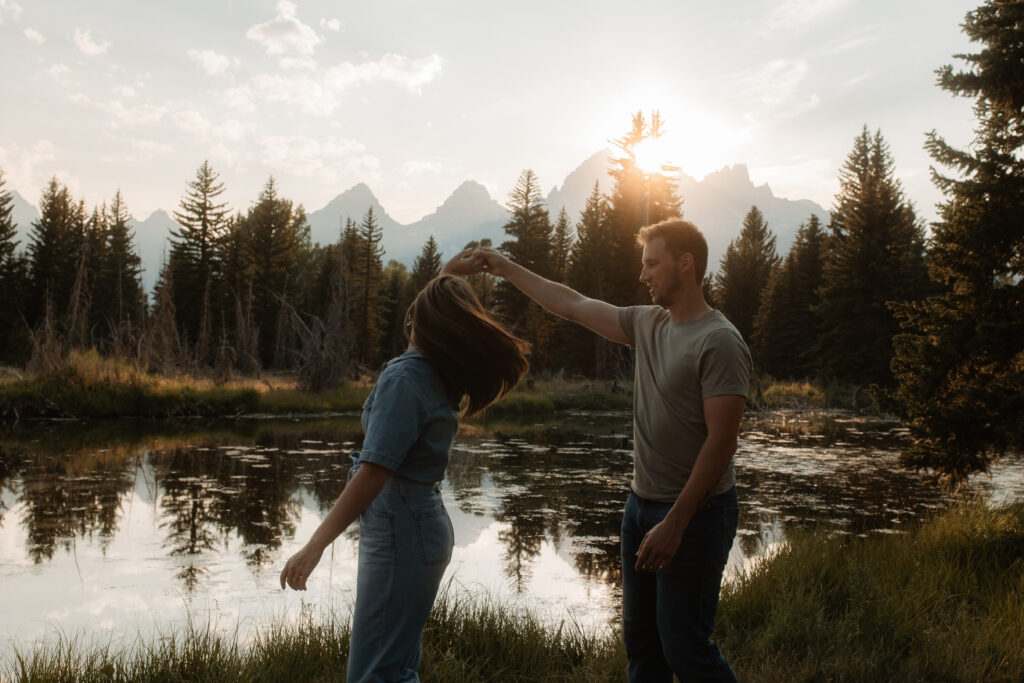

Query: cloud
(23, 27), (44, 44)
(113, 85), (136, 97)
(734, 59), (810, 105)
(68, 93), (166, 126)
(257, 134), (380, 184)
(247, 1), (322, 57)
(239, 53), (442, 115)
(325, 54), (443, 93)
(0, 139), (56, 197)
(760, 0), (849, 35)
(47, 63), (71, 80)
(399, 161), (443, 176)
(320, 18), (341, 31)
(0, 0), (22, 24)
(188, 49), (238, 77)
(73, 28), (111, 56)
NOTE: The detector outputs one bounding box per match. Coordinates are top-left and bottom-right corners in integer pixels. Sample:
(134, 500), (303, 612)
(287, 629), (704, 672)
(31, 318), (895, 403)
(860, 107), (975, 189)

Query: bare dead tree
(283, 266), (353, 392)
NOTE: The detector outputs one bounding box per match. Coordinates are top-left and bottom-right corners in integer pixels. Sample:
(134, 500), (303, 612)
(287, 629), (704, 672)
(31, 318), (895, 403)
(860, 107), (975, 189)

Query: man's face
(639, 237), (685, 307)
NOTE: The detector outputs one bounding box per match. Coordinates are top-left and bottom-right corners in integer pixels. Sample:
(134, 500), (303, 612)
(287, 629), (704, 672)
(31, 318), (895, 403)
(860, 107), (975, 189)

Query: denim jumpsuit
(346, 349), (458, 683)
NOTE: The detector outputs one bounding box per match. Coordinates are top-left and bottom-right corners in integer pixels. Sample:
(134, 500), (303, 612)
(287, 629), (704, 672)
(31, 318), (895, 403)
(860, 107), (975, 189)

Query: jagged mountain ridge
(7, 153), (831, 295)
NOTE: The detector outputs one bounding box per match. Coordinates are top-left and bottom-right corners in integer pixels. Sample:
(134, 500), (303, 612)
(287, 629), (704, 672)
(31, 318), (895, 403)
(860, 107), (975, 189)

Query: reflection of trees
(454, 418), (634, 592)
(17, 449), (138, 563)
(150, 421), (361, 589)
(0, 447), (23, 526)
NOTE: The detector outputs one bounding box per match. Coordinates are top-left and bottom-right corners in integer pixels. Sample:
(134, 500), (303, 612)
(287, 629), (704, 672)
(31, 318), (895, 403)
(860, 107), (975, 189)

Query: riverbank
(5, 501), (1021, 682)
(0, 352), (869, 421)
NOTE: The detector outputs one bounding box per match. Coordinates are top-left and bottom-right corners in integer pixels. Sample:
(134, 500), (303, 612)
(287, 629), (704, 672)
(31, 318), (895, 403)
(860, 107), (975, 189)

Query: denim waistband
(380, 475), (442, 496)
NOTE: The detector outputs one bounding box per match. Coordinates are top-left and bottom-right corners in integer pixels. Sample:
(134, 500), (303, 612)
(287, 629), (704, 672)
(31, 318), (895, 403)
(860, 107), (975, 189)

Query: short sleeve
(699, 328), (752, 399)
(359, 371), (426, 471)
(619, 306), (639, 346)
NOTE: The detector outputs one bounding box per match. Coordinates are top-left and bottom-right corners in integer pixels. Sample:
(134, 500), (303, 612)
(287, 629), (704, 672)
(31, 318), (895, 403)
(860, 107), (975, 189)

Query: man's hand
(635, 516), (685, 572)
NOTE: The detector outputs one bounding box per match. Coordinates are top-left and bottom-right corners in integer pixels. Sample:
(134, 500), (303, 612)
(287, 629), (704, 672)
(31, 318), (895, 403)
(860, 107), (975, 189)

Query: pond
(1, 411), (1022, 655)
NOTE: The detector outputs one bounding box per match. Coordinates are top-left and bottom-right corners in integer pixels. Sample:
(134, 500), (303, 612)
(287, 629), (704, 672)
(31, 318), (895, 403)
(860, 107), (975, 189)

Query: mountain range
(8, 149), (830, 294)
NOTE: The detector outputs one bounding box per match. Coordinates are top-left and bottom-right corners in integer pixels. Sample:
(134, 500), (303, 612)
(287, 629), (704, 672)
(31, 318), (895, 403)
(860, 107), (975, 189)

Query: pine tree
(93, 191), (145, 355)
(379, 260), (411, 363)
(752, 214), (826, 378)
(605, 111), (682, 306)
(566, 183), (619, 376)
(243, 177), (307, 368)
(815, 127), (929, 387)
(497, 170), (554, 368)
(409, 234), (442, 293)
(891, 0), (1024, 481)
(349, 208), (385, 367)
(170, 161), (230, 359)
(551, 207), (573, 283)
(715, 206), (780, 344)
(0, 169), (29, 362)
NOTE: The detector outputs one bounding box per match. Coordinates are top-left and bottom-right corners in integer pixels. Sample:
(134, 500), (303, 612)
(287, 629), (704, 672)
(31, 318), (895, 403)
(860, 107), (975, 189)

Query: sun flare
(633, 136), (676, 176)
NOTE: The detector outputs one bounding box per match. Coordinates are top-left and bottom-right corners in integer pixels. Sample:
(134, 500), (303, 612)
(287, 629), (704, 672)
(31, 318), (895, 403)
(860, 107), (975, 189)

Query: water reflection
(0, 412), (1022, 648)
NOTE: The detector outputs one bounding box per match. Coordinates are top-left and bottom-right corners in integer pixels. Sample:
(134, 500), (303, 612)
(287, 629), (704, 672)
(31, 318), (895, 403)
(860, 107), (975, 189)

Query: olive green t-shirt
(619, 306), (751, 502)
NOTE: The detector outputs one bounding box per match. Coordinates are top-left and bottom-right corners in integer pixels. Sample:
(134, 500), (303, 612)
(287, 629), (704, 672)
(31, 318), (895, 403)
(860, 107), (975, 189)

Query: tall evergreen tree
(26, 178), (81, 333)
(93, 191), (145, 354)
(815, 127), (929, 387)
(349, 208), (385, 367)
(715, 206), (780, 344)
(242, 177), (308, 367)
(605, 111), (682, 306)
(0, 169), (29, 362)
(379, 260), (411, 363)
(752, 214), (826, 377)
(497, 170), (554, 368)
(169, 161), (230, 360)
(566, 182), (619, 376)
(409, 234), (443, 293)
(551, 207), (573, 283)
(891, 0), (1024, 481)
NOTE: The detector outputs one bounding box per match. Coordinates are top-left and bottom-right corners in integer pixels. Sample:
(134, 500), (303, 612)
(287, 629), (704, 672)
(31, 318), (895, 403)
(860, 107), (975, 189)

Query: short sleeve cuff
(356, 448), (403, 472)
(703, 385), (749, 399)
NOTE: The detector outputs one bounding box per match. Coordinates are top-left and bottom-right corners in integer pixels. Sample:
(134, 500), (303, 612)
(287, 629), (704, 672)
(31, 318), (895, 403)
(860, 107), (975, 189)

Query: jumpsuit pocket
(414, 503), (454, 566)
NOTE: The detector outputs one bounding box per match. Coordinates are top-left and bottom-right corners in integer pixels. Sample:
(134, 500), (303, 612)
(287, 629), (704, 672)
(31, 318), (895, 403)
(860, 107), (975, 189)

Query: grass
(4, 595), (625, 682)
(0, 350), (371, 420)
(718, 499), (1024, 682)
(0, 354), (632, 421)
(5, 501), (1022, 681)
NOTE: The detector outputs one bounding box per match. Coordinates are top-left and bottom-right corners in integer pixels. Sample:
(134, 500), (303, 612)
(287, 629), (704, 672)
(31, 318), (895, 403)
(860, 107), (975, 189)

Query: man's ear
(678, 252), (694, 276)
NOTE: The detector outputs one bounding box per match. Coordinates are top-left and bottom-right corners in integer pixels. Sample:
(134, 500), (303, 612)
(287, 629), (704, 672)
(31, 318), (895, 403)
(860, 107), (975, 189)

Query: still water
(1, 412), (1022, 654)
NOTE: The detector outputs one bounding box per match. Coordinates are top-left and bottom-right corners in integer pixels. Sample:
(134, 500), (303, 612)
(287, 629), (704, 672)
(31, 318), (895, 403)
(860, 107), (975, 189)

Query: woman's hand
(442, 249), (484, 276)
(280, 543), (325, 591)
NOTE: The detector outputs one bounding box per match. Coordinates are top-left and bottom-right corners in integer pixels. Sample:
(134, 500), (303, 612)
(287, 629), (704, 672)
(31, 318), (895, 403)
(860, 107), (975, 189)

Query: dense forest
(0, 0), (1020, 480)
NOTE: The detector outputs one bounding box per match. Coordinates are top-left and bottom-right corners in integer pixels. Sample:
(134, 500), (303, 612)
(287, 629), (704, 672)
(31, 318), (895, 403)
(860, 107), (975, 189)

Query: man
(449, 219), (750, 682)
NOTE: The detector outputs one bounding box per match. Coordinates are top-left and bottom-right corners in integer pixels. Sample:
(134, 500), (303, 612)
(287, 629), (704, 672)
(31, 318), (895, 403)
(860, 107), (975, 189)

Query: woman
(280, 272), (529, 682)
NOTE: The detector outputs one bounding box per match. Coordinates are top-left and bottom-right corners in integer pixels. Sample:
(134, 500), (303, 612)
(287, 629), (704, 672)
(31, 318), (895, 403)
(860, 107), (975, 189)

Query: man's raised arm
(444, 248), (630, 346)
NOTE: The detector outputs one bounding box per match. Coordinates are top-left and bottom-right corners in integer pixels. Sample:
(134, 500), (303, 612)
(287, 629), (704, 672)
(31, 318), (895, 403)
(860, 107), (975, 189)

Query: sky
(0, 0), (981, 226)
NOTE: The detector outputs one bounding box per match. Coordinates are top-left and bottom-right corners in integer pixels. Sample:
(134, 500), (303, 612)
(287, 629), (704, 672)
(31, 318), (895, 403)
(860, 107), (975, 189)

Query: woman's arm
(279, 462), (392, 590)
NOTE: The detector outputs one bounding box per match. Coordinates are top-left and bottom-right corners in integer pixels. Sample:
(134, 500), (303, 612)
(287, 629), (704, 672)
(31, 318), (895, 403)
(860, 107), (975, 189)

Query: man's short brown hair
(636, 219), (708, 284)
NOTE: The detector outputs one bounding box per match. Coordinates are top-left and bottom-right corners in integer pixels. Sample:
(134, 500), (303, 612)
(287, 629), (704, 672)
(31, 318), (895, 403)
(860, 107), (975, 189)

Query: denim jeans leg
(622, 491), (674, 683)
(622, 488), (739, 683)
(657, 487), (739, 683)
(347, 484), (454, 683)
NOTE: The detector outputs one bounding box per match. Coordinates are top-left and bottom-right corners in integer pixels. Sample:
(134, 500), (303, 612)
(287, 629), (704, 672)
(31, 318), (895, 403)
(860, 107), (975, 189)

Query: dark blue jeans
(621, 487), (739, 683)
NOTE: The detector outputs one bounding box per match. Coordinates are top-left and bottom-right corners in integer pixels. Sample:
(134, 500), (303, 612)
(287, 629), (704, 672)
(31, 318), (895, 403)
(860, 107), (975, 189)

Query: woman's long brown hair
(407, 275), (529, 416)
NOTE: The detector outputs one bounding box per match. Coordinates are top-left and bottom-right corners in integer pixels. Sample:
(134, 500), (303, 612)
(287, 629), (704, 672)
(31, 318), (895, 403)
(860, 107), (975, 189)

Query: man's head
(635, 220), (708, 307)
(636, 220), (708, 284)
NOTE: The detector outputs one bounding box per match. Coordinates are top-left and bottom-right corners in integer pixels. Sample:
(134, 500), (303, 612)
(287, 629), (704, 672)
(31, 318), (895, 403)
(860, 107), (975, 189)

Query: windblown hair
(636, 219), (709, 284)
(407, 275), (530, 417)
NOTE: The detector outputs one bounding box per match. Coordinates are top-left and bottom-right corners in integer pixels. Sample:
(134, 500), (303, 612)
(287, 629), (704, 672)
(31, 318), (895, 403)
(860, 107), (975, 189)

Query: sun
(633, 135), (677, 177)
